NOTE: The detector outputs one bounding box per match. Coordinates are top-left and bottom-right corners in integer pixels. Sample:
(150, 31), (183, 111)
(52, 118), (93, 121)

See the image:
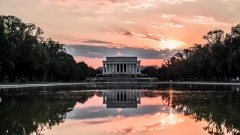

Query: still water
(0, 83), (240, 135)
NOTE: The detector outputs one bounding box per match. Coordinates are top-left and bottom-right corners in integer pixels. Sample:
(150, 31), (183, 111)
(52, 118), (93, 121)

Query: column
(138, 63), (140, 73)
(136, 64), (138, 73)
(103, 63), (105, 73)
(105, 64), (108, 73)
(113, 63), (114, 73)
(132, 63), (134, 73)
(112, 63), (113, 73)
(135, 63), (137, 73)
(120, 63), (122, 73)
(110, 63), (112, 73)
(107, 64), (109, 73)
(113, 63), (115, 73)
(109, 64), (111, 73)
(119, 91), (121, 101)
(133, 63), (135, 73)
(118, 63), (120, 73)
(125, 63), (127, 73)
(130, 63), (132, 73)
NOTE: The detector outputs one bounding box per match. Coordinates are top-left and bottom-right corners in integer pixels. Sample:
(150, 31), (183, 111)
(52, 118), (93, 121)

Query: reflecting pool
(0, 83), (240, 135)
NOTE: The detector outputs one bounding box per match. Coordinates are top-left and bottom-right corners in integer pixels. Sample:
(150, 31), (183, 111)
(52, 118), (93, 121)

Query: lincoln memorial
(103, 90), (141, 108)
(102, 57), (142, 75)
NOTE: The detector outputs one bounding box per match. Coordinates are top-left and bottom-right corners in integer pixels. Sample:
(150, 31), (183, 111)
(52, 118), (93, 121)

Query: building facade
(103, 90), (141, 108)
(102, 57), (141, 75)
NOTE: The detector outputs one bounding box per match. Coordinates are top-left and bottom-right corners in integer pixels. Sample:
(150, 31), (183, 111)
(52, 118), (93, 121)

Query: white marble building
(102, 57), (141, 75)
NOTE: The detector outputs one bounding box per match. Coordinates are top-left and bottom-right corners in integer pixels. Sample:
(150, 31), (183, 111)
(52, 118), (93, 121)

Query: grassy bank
(0, 82), (71, 85)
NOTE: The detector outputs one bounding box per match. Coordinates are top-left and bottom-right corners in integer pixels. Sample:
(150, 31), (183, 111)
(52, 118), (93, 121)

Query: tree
(141, 66), (158, 77)
(77, 62), (90, 80)
(0, 21), (14, 82)
(0, 15), (85, 82)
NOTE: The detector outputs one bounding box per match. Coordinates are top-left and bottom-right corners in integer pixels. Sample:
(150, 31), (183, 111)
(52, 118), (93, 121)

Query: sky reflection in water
(0, 84), (239, 135)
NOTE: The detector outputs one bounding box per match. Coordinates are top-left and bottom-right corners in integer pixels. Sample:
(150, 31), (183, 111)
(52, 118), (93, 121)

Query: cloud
(82, 115), (125, 125)
(116, 51), (122, 56)
(80, 40), (111, 44)
(78, 39), (129, 48)
(88, 52), (102, 55)
(182, 16), (227, 27)
(106, 113), (186, 134)
(152, 25), (165, 28)
(162, 0), (196, 4)
(64, 44), (177, 59)
(124, 21), (135, 24)
(158, 39), (185, 49)
(170, 23), (183, 27)
(41, 0), (157, 13)
(162, 14), (176, 18)
(107, 31), (164, 42)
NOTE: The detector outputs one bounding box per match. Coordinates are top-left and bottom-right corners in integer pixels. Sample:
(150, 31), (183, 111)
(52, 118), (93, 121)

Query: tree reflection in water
(160, 84), (240, 135)
(0, 84), (239, 135)
(0, 86), (97, 135)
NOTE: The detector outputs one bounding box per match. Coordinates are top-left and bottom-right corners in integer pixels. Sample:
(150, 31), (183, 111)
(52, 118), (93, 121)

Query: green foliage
(158, 24), (240, 81)
(141, 66), (158, 77)
(0, 21), (15, 82)
(0, 15), (98, 82)
(77, 62), (90, 79)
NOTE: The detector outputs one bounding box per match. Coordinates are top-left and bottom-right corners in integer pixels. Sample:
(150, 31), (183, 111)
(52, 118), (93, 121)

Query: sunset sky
(1, 0), (240, 68)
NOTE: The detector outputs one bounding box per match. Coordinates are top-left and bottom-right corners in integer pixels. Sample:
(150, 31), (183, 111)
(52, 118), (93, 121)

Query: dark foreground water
(0, 83), (240, 135)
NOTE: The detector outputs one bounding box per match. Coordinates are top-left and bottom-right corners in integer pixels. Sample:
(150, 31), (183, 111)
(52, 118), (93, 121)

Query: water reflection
(0, 84), (239, 135)
(103, 90), (141, 108)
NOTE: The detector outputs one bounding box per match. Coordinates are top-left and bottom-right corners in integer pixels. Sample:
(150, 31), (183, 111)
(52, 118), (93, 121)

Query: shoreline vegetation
(0, 81), (240, 89)
(0, 15), (101, 83)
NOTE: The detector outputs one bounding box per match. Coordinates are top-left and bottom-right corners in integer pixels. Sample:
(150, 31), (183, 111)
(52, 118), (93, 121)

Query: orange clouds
(107, 31), (164, 42)
(106, 113), (186, 134)
(2, 0), (239, 68)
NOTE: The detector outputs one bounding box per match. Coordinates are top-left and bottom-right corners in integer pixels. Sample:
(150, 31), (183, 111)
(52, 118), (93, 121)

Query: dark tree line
(157, 24), (240, 81)
(141, 66), (158, 77)
(0, 15), (101, 82)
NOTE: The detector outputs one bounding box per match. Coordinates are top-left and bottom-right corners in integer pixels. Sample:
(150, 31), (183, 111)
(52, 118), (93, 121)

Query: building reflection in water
(103, 90), (141, 108)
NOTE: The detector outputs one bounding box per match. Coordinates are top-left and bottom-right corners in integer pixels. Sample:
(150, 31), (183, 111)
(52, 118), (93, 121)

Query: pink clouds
(182, 16), (227, 27)
(2, 0), (240, 68)
(82, 115), (126, 125)
(170, 23), (183, 27)
(162, 0), (196, 4)
(106, 113), (186, 134)
(162, 14), (176, 18)
(107, 31), (164, 42)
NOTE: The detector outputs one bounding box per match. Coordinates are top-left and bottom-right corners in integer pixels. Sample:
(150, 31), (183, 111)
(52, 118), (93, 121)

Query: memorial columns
(131, 63), (133, 73)
(106, 64), (107, 73)
(103, 63), (104, 73)
(138, 63), (140, 73)
(136, 63), (138, 73)
(111, 63), (113, 73)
